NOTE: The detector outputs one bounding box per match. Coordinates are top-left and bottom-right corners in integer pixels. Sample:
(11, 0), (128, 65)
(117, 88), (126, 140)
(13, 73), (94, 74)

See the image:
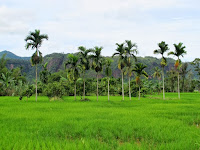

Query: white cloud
(0, 0), (199, 61)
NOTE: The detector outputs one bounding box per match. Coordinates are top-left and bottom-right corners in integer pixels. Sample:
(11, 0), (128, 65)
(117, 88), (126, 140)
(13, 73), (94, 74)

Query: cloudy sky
(0, 0), (200, 61)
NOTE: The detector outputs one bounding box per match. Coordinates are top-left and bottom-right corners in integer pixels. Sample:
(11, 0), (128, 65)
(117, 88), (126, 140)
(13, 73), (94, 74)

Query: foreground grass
(0, 93), (200, 149)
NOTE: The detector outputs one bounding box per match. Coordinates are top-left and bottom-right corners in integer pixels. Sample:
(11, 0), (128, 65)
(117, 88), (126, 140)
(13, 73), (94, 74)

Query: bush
(44, 82), (65, 99)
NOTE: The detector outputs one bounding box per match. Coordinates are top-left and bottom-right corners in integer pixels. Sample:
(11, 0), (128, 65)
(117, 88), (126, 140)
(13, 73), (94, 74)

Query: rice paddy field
(0, 93), (200, 150)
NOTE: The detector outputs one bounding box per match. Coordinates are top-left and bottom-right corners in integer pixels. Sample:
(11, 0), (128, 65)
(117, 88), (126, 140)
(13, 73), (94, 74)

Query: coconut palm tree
(65, 54), (80, 101)
(124, 40), (138, 100)
(168, 42), (186, 99)
(132, 63), (148, 100)
(105, 58), (113, 101)
(112, 43), (126, 101)
(154, 41), (169, 100)
(25, 29), (48, 102)
(78, 46), (91, 100)
(90, 46), (104, 101)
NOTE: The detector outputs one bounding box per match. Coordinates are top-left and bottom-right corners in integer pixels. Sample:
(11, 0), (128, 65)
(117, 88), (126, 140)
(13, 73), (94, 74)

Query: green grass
(0, 93), (200, 149)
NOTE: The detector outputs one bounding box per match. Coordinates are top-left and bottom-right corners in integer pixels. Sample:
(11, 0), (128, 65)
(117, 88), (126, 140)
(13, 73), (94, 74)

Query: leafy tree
(112, 43), (126, 100)
(166, 68), (177, 92)
(0, 72), (15, 96)
(132, 63), (148, 100)
(104, 58), (113, 101)
(124, 40), (138, 100)
(19, 85), (34, 101)
(78, 46), (91, 100)
(90, 46), (104, 101)
(65, 54), (80, 101)
(180, 63), (190, 92)
(168, 42), (186, 99)
(45, 82), (65, 100)
(191, 58), (200, 78)
(0, 54), (8, 74)
(154, 41), (169, 100)
(40, 62), (51, 84)
(25, 29), (48, 102)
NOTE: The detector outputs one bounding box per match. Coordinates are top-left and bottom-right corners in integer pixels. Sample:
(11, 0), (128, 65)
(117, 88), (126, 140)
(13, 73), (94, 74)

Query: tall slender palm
(152, 67), (162, 80)
(168, 42), (186, 99)
(132, 63), (148, 100)
(152, 67), (162, 94)
(65, 54), (80, 101)
(90, 46), (104, 101)
(105, 58), (113, 101)
(112, 43), (126, 101)
(154, 41), (169, 100)
(25, 29), (48, 102)
(78, 46), (91, 100)
(124, 40), (138, 100)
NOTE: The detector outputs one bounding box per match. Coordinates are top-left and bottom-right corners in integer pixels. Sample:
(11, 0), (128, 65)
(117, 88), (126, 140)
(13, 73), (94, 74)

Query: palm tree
(124, 40), (138, 100)
(105, 58), (113, 101)
(90, 46), (104, 101)
(78, 46), (91, 100)
(152, 67), (162, 94)
(168, 42), (186, 99)
(154, 41), (169, 100)
(152, 67), (162, 80)
(132, 63), (148, 100)
(25, 29), (48, 102)
(65, 54), (80, 101)
(112, 43), (126, 101)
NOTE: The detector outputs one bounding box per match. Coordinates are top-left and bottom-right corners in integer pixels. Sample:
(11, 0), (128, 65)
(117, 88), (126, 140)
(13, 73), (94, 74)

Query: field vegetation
(1, 94), (200, 149)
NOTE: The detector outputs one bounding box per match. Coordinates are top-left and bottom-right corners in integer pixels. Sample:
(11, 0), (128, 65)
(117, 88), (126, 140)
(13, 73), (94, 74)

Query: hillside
(2, 51), (197, 81)
(0, 50), (30, 60)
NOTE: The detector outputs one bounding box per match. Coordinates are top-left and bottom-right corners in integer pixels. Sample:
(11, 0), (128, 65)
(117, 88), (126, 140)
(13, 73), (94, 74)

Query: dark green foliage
(19, 85), (34, 101)
(45, 82), (65, 99)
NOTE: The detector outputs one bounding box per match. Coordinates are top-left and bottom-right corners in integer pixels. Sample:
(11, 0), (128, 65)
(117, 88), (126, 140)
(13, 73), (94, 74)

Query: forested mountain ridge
(2, 51), (197, 81)
(0, 50), (30, 60)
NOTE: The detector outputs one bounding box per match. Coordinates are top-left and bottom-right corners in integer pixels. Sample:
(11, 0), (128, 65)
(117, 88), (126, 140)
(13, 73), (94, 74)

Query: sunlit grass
(0, 93), (200, 149)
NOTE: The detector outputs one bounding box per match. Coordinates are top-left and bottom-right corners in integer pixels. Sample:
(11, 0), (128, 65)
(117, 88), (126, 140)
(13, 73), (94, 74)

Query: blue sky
(0, 0), (200, 61)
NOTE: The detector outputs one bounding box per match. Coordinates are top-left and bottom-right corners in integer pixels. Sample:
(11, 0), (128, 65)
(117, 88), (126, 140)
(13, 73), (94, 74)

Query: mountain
(2, 51), (198, 81)
(0, 50), (30, 60)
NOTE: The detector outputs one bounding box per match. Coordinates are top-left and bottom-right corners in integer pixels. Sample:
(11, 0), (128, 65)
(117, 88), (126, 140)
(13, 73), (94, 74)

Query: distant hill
(1, 50), (198, 82)
(0, 50), (30, 60)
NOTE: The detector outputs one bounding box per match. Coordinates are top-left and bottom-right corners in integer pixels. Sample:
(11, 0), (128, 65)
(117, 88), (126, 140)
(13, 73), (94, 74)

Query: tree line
(0, 29), (200, 101)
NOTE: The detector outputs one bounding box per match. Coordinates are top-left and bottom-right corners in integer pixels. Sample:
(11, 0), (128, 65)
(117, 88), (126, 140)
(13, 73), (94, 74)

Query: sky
(0, 0), (200, 61)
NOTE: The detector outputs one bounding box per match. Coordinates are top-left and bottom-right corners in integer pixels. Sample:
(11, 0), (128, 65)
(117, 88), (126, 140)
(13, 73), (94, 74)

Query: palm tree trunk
(108, 77), (110, 101)
(97, 72), (99, 101)
(162, 67), (165, 100)
(129, 76), (131, 100)
(178, 71), (180, 99)
(36, 64), (37, 102)
(178, 58), (180, 99)
(83, 72), (85, 100)
(122, 70), (124, 101)
(74, 81), (76, 101)
(139, 86), (140, 100)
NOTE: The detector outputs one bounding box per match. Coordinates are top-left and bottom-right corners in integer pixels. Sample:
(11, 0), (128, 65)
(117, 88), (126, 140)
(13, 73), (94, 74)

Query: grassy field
(0, 93), (200, 150)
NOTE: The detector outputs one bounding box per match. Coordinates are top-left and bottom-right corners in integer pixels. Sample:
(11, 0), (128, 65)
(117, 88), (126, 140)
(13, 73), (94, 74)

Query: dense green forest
(2, 51), (198, 81)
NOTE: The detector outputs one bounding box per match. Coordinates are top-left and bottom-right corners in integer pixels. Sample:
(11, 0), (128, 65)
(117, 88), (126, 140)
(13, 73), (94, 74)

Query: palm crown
(90, 46), (104, 73)
(25, 29), (48, 50)
(112, 43), (126, 70)
(154, 41), (169, 66)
